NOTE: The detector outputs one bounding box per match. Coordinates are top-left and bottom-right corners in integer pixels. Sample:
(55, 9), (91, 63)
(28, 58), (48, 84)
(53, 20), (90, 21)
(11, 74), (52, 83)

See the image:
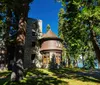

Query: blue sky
(28, 0), (62, 35)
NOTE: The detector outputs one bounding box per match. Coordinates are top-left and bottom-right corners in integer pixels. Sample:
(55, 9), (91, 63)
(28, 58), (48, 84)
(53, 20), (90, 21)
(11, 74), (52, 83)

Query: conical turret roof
(39, 29), (63, 42)
(39, 29), (63, 52)
(42, 29), (58, 38)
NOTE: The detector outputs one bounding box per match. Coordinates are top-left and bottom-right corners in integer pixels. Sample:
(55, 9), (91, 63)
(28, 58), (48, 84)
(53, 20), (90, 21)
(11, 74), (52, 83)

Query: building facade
(24, 18), (42, 68)
(39, 29), (63, 68)
(24, 18), (63, 69)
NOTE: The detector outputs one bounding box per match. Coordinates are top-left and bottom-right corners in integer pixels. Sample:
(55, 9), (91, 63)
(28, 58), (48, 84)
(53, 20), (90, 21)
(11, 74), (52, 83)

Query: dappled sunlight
(0, 68), (100, 85)
(0, 71), (11, 85)
(49, 68), (100, 84)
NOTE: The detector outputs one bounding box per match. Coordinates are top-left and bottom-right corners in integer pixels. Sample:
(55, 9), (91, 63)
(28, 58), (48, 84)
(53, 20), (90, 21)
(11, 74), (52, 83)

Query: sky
(28, 0), (62, 35)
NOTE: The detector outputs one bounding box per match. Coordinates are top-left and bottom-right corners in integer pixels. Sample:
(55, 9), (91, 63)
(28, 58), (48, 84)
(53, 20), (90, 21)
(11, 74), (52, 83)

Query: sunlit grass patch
(37, 68), (100, 85)
(0, 70), (11, 85)
(1, 68), (100, 85)
(37, 69), (54, 76)
(0, 71), (11, 77)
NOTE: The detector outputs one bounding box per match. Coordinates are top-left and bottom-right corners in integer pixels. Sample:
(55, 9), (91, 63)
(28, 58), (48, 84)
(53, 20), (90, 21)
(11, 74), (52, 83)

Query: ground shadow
(5, 69), (68, 85)
(49, 68), (100, 83)
(0, 71), (11, 85)
(1, 68), (100, 85)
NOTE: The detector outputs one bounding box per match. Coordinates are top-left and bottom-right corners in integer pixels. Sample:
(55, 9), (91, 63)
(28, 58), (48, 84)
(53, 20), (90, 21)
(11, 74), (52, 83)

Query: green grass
(0, 68), (100, 85)
(0, 71), (11, 85)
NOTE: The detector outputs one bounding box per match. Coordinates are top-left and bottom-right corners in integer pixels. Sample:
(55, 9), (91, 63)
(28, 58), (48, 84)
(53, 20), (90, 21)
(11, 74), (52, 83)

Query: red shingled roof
(42, 29), (58, 38)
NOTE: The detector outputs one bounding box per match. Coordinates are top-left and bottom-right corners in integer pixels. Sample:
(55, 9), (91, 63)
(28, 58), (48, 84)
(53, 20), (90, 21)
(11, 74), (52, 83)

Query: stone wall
(24, 18), (42, 68)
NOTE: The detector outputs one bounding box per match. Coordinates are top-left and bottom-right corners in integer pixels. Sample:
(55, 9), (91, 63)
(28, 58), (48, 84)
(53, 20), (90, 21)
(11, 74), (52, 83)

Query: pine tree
(0, 0), (33, 81)
(46, 24), (51, 32)
(60, 0), (100, 66)
(58, 8), (68, 67)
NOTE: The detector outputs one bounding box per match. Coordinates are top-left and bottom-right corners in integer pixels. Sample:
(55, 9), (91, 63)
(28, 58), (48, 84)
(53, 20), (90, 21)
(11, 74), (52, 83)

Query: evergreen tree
(58, 0), (100, 67)
(77, 0), (100, 63)
(46, 24), (51, 32)
(0, 0), (33, 81)
(58, 8), (69, 67)
(61, 0), (86, 67)
(58, 8), (65, 39)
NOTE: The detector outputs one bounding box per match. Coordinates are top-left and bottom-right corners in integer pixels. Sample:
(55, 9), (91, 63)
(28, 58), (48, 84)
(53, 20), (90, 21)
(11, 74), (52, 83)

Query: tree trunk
(7, 45), (15, 70)
(11, 17), (26, 81)
(73, 60), (78, 68)
(5, 8), (14, 70)
(90, 29), (100, 63)
(10, 1), (29, 81)
(98, 62), (100, 69)
(68, 55), (71, 67)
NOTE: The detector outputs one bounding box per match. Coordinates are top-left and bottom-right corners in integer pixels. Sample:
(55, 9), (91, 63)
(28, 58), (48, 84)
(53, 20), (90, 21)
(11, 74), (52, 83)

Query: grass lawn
(0, 70), (11, 85)
(0, 68), (100, 85)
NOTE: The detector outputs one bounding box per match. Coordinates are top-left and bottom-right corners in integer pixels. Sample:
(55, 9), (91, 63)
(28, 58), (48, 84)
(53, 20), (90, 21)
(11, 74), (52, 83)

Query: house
(39, 29), (63, 68)
(23, 18), (63, 69)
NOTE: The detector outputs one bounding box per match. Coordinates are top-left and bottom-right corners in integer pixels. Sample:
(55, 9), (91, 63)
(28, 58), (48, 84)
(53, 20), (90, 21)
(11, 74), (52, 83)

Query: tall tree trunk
(98, 62), (100, 69)
(68, 55), (71, 67)
(11, 1), (29, 81)
(7, 45), (15, 70)
(5, 8), (14, 70)
(11, 17), (26, 81)
(90, 29), (100, 63)
(73, 60), (78, 68)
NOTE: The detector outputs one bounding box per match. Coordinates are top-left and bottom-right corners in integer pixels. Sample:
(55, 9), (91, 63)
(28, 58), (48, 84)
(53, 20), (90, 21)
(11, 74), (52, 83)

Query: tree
(84, 41), (96, 69)
(46, 24), (51, 32)
(58, 8), (65, 38)
(59, 0), (87, 67)
(58, 0), (100, 68)
(78, 0), (100, 63)
(0, 0), (33, 81)
(58, 8), (70, 67)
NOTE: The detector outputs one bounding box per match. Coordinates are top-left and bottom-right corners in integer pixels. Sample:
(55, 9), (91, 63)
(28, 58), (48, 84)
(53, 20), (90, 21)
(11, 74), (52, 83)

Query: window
(56, 41), (61, 47)
(31, 54), (35, 60)
(32, 42), (35, 47)
(32, 31), (36, 36)
(32, 29), (36, 36)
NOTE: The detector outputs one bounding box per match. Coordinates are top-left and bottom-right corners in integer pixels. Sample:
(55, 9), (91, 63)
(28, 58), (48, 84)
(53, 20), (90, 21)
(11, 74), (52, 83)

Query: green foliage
(46, 24), (51, 32)
(0, 0), (34, 82)
(58, 0), (100, 67)
(58, 8), (65, 39)
(0, 0), (34, 44)
(84, 56), (96, 69)
(83, 41), (96, 69)
(61, 0), (87, 61)
(58, 8), (67, 61)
